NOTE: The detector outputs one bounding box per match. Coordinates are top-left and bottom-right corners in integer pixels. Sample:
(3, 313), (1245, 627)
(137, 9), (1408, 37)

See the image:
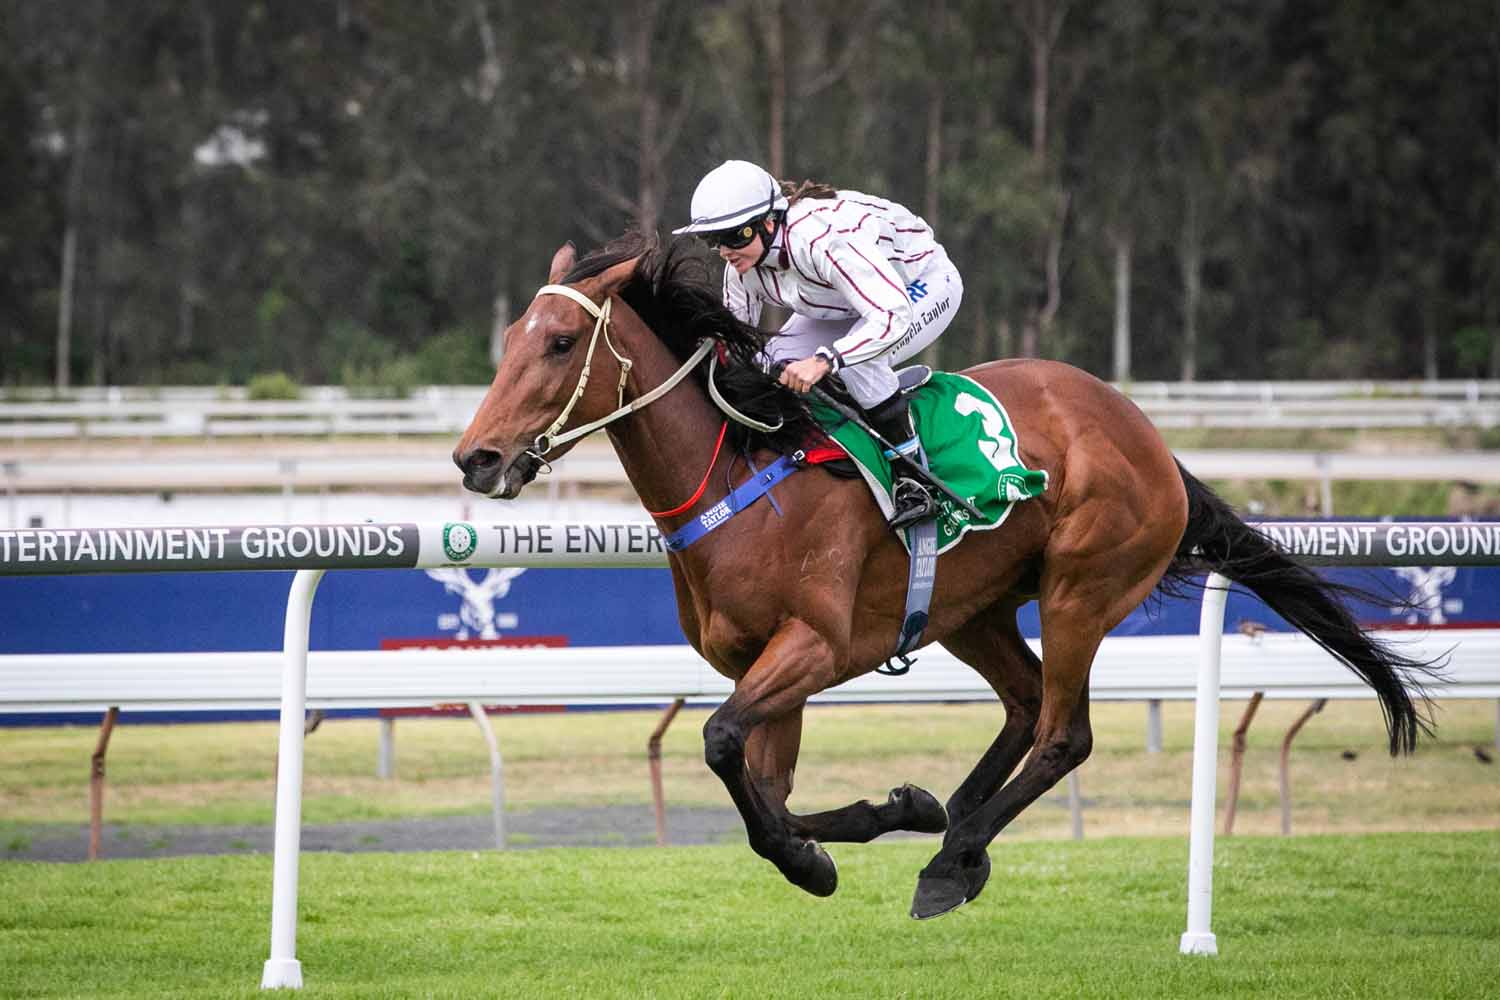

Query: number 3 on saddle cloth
(807, 366), (1049, 672)
(663, 366), (1048, 674)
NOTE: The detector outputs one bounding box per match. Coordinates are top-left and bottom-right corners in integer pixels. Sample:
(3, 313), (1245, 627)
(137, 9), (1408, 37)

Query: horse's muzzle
(454, 446), (505, 496)
(453, 446), (540, 499)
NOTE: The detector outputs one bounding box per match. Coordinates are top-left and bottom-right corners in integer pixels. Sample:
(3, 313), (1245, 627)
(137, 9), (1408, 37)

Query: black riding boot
(866, 392), (939, 531)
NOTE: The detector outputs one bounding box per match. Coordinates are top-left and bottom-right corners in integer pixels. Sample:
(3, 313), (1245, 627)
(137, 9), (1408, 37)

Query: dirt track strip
(4, 805), (747, 863)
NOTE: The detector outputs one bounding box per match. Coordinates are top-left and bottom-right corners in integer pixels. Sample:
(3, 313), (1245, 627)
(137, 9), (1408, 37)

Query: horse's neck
(604, 328), (728, 519)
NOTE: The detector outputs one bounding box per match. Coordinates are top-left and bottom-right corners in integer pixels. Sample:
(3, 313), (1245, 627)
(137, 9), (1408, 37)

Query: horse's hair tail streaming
(1160, 462), (1444, 756)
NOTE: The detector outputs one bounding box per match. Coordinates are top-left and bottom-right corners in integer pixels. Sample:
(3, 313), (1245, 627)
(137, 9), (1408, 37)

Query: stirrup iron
(888, 477), (939, 531)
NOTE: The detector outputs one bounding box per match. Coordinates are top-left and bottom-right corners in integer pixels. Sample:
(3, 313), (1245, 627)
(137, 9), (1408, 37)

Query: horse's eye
(549, 336), (575, 356)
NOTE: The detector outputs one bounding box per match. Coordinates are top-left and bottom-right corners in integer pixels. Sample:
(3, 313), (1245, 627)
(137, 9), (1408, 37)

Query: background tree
(1, 0), (1495, 390)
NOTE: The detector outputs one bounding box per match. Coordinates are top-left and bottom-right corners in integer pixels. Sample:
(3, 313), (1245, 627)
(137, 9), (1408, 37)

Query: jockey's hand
(779, 355), (833, 394)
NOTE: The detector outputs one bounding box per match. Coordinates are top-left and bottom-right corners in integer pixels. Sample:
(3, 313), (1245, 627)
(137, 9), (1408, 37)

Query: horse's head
(454, 242), (640, 498)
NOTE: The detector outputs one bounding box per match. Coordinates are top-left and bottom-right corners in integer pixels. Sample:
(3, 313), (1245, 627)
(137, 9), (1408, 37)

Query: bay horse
(454, 233), (1434, 919)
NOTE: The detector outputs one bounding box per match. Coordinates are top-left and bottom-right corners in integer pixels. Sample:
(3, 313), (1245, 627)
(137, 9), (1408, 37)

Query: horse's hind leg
(932, 604), (1045, 900)
(911, 544), (1174, 919)
(912, 606), (1100, 920)
(746, 709), (949, 845)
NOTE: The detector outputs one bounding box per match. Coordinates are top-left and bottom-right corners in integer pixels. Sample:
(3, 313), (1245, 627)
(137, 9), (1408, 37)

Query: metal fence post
(262, 568), (325, 991)
(1181, 572), (1228, 957)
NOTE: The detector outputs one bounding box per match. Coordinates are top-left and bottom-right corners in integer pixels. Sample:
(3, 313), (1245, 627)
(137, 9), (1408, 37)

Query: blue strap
(664, 452), (804, 552)
(743, 451), (786, 518)
(879, 440), (938, 676)
(895, 517), (938, 649)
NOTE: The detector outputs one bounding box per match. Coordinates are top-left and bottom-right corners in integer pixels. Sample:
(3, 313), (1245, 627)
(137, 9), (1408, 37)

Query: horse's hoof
(961, 850), (992, 903)
(891, 784), (948, 834)
(910, 873), (968, 920)
(785, 840), (839, 898)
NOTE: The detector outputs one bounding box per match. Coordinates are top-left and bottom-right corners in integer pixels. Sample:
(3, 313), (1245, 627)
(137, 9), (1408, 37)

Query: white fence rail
(0, 391), (486, 441)
(7, 379), (1500, 404)
(3, 518), (1499, 987)
(5, 632), (1497, 715)
(5, 380), (1500, 441)
(6, 449), (1500, 500)
(1127, 379), (1500, 402)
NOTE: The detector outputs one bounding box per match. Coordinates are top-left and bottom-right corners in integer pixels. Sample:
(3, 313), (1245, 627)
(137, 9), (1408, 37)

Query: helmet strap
(753, 213), (781, 267)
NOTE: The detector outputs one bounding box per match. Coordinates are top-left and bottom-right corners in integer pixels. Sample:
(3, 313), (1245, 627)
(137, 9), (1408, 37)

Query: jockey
(674, 159), (964, 530)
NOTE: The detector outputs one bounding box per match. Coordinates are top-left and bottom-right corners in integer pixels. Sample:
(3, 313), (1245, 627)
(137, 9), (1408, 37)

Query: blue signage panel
(0, 562), (1495, 657)
(0, 567), (687, 654)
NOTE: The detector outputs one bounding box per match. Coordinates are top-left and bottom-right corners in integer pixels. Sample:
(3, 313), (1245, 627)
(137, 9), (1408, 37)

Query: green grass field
(4, 699), (1498, 996)
(2, 832), (1498, 998)
(4, 700), (1497, 842)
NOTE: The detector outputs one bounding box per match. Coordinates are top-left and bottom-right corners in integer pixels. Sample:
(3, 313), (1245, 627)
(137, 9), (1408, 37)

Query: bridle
(522, 284), (714, 469)
(515, 282), (785, 495)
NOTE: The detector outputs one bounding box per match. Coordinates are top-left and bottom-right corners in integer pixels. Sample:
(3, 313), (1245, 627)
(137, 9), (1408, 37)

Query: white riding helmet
(672, 160), (789, 235)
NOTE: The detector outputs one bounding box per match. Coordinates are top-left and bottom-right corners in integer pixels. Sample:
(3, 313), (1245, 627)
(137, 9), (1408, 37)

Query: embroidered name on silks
(664, 452), (804, 552)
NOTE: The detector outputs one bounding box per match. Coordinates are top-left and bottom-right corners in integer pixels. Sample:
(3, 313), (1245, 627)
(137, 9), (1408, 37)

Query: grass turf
(4, 700), (1497, 842)
(1, 831), (1497, 998)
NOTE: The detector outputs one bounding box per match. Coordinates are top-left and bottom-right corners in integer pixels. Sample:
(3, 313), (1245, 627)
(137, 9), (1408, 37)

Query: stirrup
(888, 478), (939, 531)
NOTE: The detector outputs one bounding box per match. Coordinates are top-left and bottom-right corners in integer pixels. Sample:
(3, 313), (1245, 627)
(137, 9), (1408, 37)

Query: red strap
(801, 444), (849, 465)
(648, 421), (729, 518)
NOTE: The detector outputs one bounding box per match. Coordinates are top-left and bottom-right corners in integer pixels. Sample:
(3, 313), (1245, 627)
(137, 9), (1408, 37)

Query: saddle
(803, 366), (1048, 558)
(803, 366), (936, 480)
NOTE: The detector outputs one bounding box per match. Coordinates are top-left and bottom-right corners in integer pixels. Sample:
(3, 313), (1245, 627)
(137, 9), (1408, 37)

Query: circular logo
(442, 522), (477, 562)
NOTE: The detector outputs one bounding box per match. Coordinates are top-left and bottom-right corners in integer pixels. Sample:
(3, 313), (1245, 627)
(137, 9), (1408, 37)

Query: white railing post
(262, 568), (325, 991)
(377, 717), (396, 779)
(467, 702), (507, 849)
(1181, 572), (1229, 957)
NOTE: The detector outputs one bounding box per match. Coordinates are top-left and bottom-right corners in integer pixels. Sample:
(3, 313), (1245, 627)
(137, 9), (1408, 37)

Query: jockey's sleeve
(722, 265), (763, 327)
(817, 236), (914, 367)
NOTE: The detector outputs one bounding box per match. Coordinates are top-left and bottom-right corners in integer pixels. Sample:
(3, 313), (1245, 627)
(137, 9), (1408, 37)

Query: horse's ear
(548, 242), (577, 284)
(592, 256), (639, 299)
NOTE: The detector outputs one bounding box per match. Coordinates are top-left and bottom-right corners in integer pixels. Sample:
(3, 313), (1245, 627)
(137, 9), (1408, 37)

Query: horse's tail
(1161, 462), (1441, 756)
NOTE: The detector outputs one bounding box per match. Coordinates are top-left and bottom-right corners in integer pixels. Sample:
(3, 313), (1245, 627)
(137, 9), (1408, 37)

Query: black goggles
(701, 221), (761, 250)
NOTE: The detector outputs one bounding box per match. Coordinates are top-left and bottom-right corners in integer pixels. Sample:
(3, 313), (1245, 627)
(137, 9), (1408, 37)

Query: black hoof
(961, 850), (992, 903)
(785, 840), (839, 898)
(891, 784), (948, 834)
(910, 873), (968, 920)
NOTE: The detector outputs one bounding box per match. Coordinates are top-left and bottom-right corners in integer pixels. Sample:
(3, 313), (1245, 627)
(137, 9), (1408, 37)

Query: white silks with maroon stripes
(722, 189), (959, 376)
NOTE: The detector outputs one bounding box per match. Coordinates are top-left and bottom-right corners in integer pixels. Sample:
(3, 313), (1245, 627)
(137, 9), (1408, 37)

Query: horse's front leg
(746, 710), (948, 846)
(703, 619), (843, 897)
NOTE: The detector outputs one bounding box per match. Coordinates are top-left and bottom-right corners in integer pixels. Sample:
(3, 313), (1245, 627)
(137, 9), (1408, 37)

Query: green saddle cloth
(810, 371), (1049, 555)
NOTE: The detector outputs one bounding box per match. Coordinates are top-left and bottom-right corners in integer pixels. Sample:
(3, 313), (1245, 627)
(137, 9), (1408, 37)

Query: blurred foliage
(0, 0), (1495, 388)
(245, 371), (301, 400)
(410, 329), (496, 385)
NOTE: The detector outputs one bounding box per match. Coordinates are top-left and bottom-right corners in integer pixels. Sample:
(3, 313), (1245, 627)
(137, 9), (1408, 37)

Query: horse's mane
(561, 232), (819, 456)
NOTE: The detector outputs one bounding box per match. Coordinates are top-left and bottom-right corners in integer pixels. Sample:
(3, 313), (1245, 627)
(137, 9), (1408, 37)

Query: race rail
(3, 518), (1499, 986)
(1180, 519), (1500, 957)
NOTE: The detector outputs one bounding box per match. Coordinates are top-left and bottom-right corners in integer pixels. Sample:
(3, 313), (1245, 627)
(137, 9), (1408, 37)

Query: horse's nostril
(456, 448), (503, 477)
